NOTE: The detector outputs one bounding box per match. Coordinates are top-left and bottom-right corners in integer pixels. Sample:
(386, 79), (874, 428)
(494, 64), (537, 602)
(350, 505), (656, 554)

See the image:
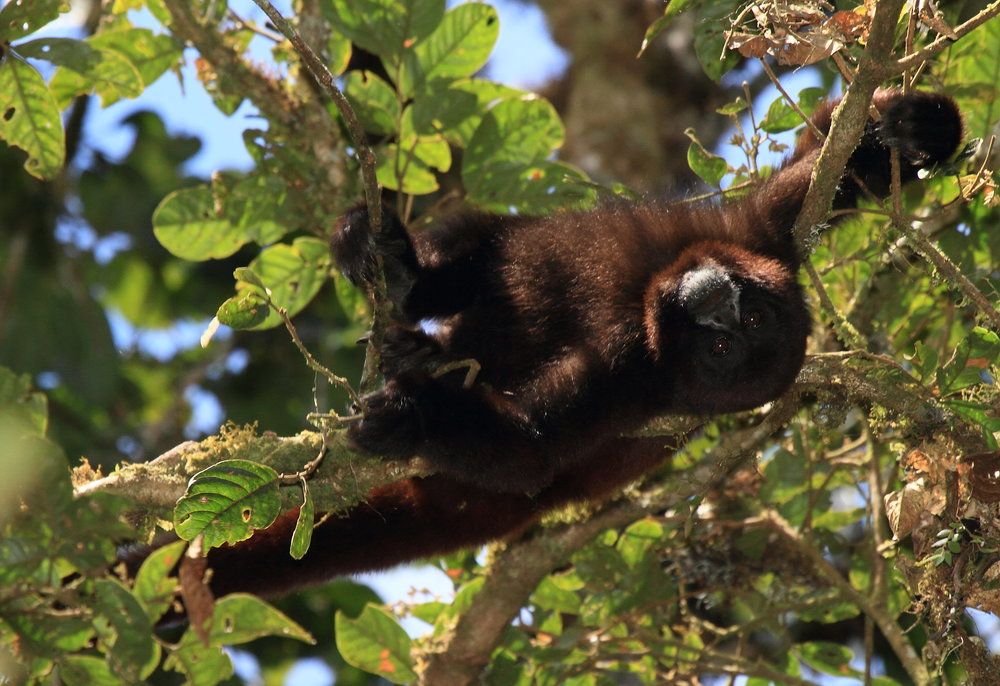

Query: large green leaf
(463, 95), (564, 196)
(43, 28), (180, 108)
(47, 42), (143, 108)
(336, 604), (416, 684)
(951, 14), (1000, 140)
(132, 540), (186, 623)
(439, 77), (525, 144)
(152, 181), (288, 261)
(173, 460), (282, 549)
(400, 2), (499, 96)
(164, 594), (313, 684)
(376, 136), (451, 194)
(153, 187), (248, 260)
(0, 52), (65, 179)
(343, 70), (399, 136)
(693, 0), (741, 81)
(462, 96), (593, 211)
(936, 326), (1000, 395)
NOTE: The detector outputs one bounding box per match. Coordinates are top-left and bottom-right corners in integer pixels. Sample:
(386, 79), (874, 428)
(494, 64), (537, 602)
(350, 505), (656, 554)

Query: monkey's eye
(711, 335), (731, 357)
(742, 310), (763, 329)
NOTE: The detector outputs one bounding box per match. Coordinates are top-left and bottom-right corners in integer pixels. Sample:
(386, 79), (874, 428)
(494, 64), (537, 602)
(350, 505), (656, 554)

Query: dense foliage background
(1, 0), (999, 684)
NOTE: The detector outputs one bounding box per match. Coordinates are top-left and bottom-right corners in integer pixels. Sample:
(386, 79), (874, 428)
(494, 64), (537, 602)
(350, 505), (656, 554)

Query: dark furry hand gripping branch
(175, 90), (964, 599)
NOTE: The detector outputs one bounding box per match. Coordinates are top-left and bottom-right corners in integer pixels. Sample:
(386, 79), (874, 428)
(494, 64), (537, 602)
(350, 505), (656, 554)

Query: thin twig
(760, 59), (825, 141)
(248, 0), (389, 395)
(271, 297), (360, 406)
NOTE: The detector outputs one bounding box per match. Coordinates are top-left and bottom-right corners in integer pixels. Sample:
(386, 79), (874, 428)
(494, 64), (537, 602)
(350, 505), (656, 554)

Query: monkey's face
(647, 247), (810, 415)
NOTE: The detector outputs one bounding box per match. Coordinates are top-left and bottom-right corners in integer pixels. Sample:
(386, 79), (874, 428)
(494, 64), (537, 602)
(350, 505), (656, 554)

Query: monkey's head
(644, 242), (810, 414)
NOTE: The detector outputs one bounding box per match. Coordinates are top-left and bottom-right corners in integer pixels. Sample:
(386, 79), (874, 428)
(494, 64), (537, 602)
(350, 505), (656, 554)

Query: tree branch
(893, 1), (1000, 75)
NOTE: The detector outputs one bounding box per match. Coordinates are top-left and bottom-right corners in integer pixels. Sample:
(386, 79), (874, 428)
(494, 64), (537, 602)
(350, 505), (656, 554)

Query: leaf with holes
(174, 460), (282, 550)
(0, 52), (65, 179)
(0, 0), (68, 42)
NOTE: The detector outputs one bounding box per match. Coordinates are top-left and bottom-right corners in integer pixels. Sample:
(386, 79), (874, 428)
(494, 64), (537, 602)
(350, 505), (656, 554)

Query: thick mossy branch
(73, 426), (427, 520)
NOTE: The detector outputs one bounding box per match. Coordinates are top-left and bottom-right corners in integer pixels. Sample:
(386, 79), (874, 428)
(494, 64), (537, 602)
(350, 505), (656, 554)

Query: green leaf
(93, 579), (159, 681)
(532, 577), (581, 614)
(43, 28), (183, 109)
(410, 82), (479, 138)
(760, 96), (803, 134)
(400, 2), (499, 96)
(173, 460), (282, 549)
(0, 52), (65, 179)
(153, 186), (248, 260)
(290, 481), (315, 560)
(133, 540), (185, 623)
(951, 14), (1000, 140)
(336, 604), (417, 684)
(233, 266), (268, 292)
(204, 593), (314, 645)
(376, 137), (451, 194)
(937, 327), (1000, 395)
(58, 655), (121, 686)
(216, 293), (270, 330)
(716, 96), (748, 115)
(243, 237), (331, 328)
(343, 70), (399, 136)
(617, 518), (664, 567)
(166, 595), (313, 683)
(685, 129), (728, 187)
(944, 399), (1000, 448)
(638, 0), (697, 57)
(327, 30), (353, 75)
(0, 0), (67, 42)
(693, 0), (741, 81)
(795, 641), (856, 677)
(796, 87), (826, 117)
(226, 173), (293, 244)
(153, 180), (288, 261)
(0, 366), (48, 436)
(43, 37), (144, 108)
(323, 0), (445, 63)
(443, 77), (526, 144)
(464, 96), (576, 208)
